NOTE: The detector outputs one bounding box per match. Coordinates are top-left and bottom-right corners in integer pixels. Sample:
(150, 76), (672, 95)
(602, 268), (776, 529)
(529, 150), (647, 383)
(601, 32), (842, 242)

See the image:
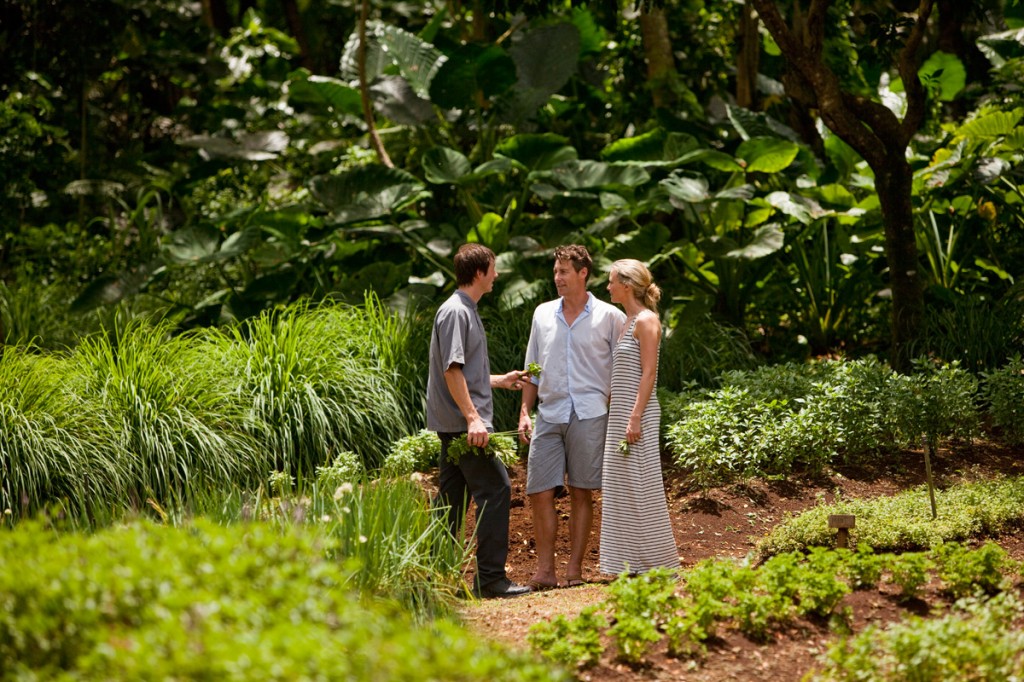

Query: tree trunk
(200, 0), (231, 36)
(749, 0), (932, 371)
(282, 0), (315, 72)
(639, 5), (678, 110)
(736, 5), (760, 109)
(876, 156), (925, 371)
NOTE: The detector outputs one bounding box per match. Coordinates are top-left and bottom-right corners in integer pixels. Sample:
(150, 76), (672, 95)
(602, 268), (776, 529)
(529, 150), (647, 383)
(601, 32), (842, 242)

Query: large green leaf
(178, 132), (289, 161)
(495, 133), (578, 172)
(766, 191), (829, 225)
(601, 128), (668, 162)
(370, 76), (434, 125)
(287, 72), (362, 117)
(375, 24), (447, 97)
(469, 212), (507, 250)
(723, 224), (785, 260)
(422, 147), (472, 184)
(429, 43), (516, 110)
(309, 165), (428, 225)
(340, 22), (446, 98)
(918, 51), (966, 103)
(726, 105), (800, 142)
(500, 22), (581, 120)
(550, 160), (649, 190)
(955, 110), (1023, 139)
(661, 173), (711, 204)
(736, 137), (800, 174)
(605, 224), (672, 262)
(165, 223), (220, 263)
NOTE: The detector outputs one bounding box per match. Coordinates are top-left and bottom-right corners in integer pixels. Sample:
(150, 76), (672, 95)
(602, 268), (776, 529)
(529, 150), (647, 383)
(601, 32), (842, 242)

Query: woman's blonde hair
(611, 259), (661, 312)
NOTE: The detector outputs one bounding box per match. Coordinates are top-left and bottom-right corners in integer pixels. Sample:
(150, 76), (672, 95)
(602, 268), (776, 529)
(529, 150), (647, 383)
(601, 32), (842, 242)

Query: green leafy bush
(885, 551), (935, 600)
(315, 450), (365, 489)
(381, 429), (441, 477)
(982, 355), (1024, 444)
(815, 593), (1024, 681)
(527, 607), (606, 671)
(934, 541), (1017, 598)
(756, 477), (1024, 558)
(666, 358), (983, 491)
(0, 520), (561, 681)
(605, 568), (682, 665)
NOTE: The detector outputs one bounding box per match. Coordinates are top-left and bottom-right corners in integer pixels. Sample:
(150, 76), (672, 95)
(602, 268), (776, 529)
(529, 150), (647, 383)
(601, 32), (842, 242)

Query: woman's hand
(626, 414), (643, 444)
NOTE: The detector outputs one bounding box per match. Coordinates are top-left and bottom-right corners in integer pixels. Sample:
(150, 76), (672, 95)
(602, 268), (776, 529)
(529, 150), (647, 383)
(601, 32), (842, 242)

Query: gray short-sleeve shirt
(427, 290), (493, 432)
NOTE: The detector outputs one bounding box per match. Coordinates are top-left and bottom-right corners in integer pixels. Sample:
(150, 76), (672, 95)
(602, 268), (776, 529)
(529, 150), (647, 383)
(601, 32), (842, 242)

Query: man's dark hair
(454, 243), (495, 286)
(553, 244), (592, 279)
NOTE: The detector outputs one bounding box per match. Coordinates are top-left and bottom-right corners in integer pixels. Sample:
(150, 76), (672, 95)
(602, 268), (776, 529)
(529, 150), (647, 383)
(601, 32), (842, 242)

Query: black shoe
(474, 578), (532, 599)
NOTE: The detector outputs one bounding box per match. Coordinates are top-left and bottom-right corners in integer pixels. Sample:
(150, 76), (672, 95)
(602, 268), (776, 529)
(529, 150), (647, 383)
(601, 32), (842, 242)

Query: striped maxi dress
(599, 315), (679, 575)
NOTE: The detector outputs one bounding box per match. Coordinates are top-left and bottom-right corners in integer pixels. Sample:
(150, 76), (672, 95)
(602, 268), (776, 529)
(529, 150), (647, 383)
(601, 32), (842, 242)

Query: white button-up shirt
(524, 293), (626, 423)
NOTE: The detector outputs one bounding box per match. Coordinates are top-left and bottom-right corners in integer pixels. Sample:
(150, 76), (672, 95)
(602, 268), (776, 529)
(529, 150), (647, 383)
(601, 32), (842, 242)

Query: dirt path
(458, 441), (1024, 680)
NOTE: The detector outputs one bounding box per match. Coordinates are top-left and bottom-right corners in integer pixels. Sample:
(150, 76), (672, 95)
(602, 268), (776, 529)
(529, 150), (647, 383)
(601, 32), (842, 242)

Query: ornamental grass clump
(225, 303), (410, 477)
(0, 348), (124, 520)
(313, 477), (471, 618)
(68, 320), (259, 510)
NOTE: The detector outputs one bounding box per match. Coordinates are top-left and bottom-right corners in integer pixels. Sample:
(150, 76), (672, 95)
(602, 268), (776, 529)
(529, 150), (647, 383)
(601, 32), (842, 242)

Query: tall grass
(0, 348), (124, 518)
(224, 302), (412, 477)
(68, 320), (260, 508)
(313, 477), (471, 618)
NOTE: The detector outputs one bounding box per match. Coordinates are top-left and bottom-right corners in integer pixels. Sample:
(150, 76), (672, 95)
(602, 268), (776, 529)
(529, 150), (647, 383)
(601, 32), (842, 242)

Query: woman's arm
(625, 313), (661, 444)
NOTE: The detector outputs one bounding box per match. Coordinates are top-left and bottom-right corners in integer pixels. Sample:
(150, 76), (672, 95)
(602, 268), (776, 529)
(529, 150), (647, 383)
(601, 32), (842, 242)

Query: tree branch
(358, 0), (393, 168)
(898, 0), (936, 144)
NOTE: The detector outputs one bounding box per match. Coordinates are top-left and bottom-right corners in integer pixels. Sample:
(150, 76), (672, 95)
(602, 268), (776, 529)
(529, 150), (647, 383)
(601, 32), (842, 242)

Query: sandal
(527, 579), (559, 591)
(565, 577), (587, 587)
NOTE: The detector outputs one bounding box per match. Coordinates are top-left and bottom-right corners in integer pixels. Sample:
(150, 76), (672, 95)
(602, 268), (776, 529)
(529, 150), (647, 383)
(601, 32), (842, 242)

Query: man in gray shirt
(427, 243), (532, 599)
(518, 245), (625, 589)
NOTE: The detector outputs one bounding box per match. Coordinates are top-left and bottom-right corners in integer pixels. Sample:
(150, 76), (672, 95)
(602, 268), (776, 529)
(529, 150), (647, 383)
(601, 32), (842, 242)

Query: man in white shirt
(518, 245), (625, 589)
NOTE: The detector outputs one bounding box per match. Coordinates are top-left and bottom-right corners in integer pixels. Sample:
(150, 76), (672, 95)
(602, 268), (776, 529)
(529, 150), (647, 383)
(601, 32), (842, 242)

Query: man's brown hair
(454, 243), (495, 286)
(553, 244), (592, 279)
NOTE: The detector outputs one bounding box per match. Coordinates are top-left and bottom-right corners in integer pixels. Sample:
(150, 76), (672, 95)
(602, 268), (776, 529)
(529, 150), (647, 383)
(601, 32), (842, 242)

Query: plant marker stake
(828, 514), (855, 549)
(922, 435), (938, 519)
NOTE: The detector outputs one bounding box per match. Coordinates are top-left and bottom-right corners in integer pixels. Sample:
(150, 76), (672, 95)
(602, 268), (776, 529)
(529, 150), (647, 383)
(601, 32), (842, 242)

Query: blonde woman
(599, 259), (679, 576)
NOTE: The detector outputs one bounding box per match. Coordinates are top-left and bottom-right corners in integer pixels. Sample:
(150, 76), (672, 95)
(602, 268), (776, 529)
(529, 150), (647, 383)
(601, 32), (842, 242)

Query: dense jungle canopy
(2, 0), (1024, 372)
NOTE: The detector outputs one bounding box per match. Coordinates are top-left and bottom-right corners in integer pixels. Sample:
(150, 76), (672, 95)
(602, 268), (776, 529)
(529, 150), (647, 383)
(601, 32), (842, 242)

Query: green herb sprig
(526, 362), (543, 378)
(618, 439), (631, 456)
(447, 431), (519, 467)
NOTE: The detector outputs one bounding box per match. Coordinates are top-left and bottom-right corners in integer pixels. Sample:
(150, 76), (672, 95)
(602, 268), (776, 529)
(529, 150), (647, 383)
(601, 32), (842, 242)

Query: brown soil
(455, 440), (1024, 681)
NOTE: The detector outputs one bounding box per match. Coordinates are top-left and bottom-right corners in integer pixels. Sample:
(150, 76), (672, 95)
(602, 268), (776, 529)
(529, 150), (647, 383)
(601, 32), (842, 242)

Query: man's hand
(518, 413), (533, 444)
(466, 415), (490, 448)
(493, 370), (526, 391)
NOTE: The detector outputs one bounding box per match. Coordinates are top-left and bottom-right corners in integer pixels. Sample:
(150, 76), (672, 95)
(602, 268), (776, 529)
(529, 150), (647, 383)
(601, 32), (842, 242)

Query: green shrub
(605, 568), (682, 666)
(815, 593), (1024, 681)
(885, 551), (934, 600)
(842, 543), (885, 590)
(527, 606), (606, 671)
(982, 355), (1024, 444)
(382, 429), (441, 477)
(756, 477), (1024, 558)
(224, 303), (411, 475)
(666, 357), (984, 490)
(0, 520), (562, 681)
(659, 313), (758, 391)
(315, 450), (365, 489)
(0, 348), (124, 519)
(934, 541), (1017, 598)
